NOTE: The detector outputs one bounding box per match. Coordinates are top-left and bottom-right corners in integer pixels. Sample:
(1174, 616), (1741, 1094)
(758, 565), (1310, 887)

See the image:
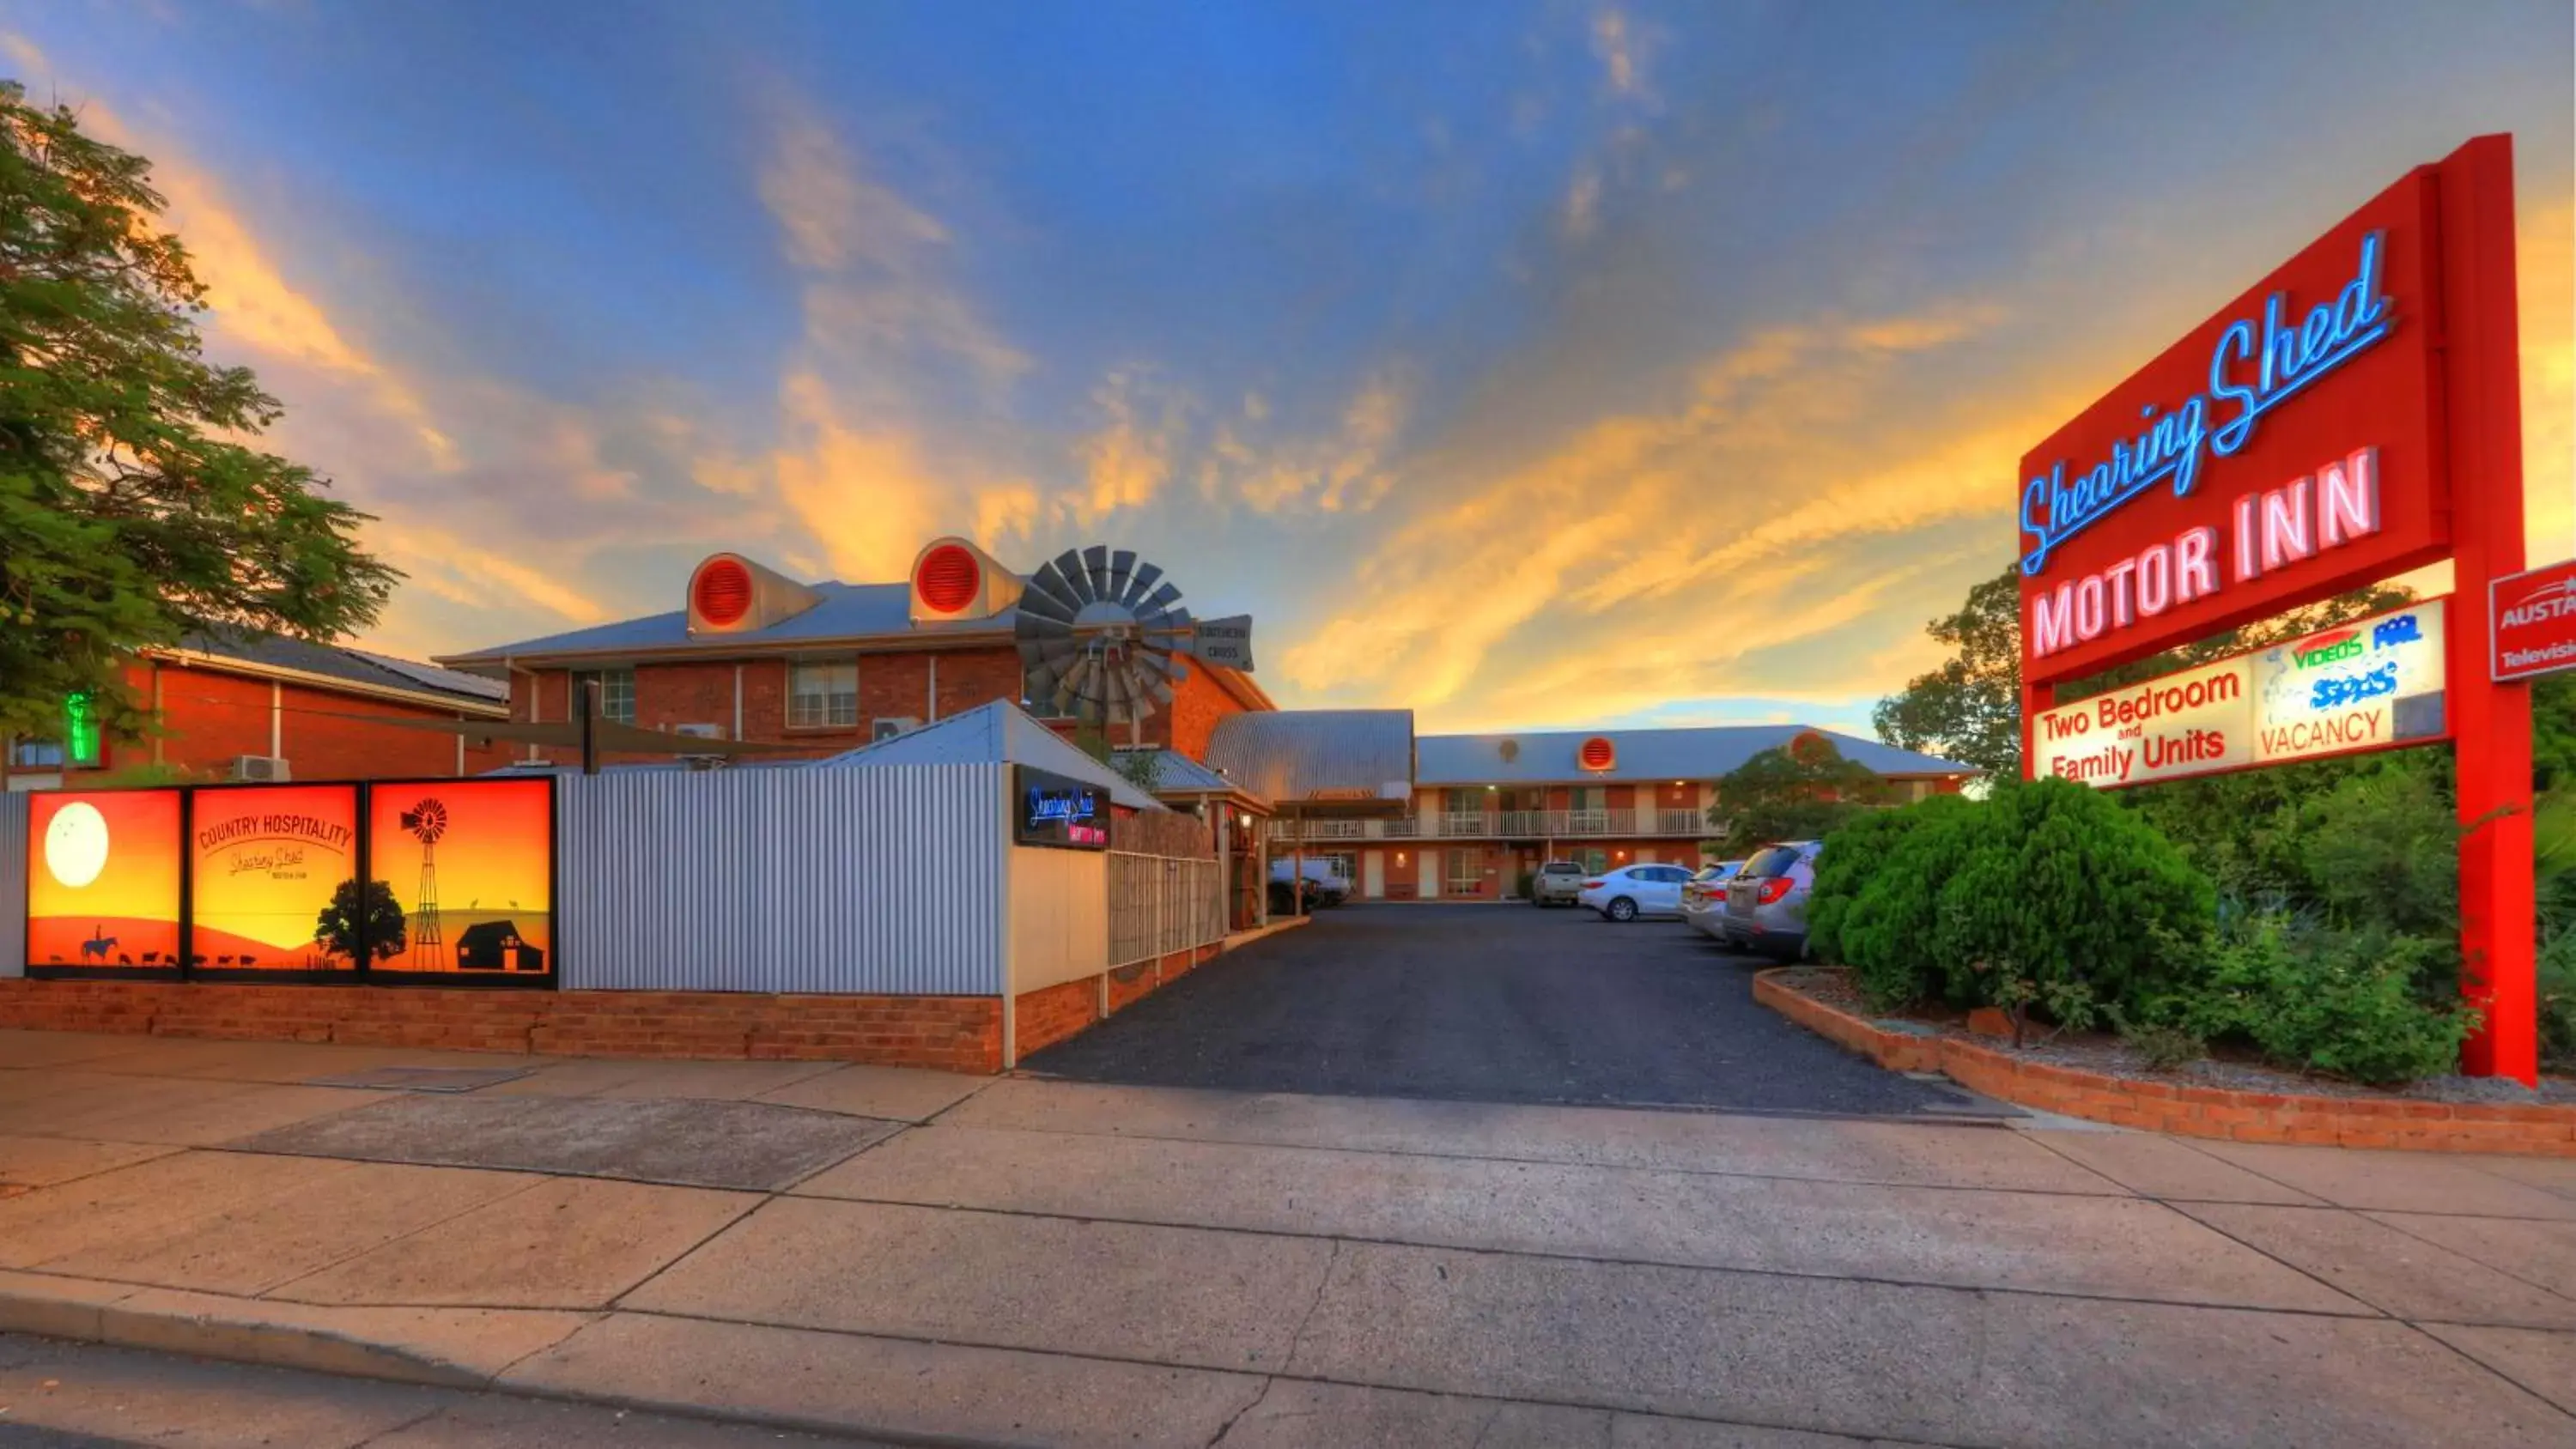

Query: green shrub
(1826, 779), (2215, 1024)
(1808, 795), (1967, 966)
(2172, 913), (2470, 1085)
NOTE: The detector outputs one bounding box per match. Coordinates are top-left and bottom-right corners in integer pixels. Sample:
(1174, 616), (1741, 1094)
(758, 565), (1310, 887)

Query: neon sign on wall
(2019, 233), (2394, 579)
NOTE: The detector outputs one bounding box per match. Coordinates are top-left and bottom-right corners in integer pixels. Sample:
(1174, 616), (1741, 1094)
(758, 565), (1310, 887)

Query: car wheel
(1607, 897), (1637, 923)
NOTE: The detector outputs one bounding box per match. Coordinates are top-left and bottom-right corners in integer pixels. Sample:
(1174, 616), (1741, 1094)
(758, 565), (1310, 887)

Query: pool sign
(2489, 557), (2576, 682)
(2036, 600), (2447, 787)
(2016, 135), (2534, 1082)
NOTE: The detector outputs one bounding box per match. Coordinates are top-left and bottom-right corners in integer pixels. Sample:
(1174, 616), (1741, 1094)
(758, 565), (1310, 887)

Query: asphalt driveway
(1024, 902), (1968, 1115)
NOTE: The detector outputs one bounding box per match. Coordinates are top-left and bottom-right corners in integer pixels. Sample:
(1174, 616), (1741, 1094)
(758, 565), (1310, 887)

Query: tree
(315, 877), (406, 962)
(0, 82), (394, 742)
(1709, 735), (1888, 855)
(1872, 567), (2022, 776)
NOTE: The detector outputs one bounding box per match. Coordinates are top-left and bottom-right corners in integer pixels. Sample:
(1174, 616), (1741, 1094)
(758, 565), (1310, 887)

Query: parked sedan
(1716, 841), (1820, 959)
(1577, 864), (1695, 922)
(1680, 860), (1746, 940)
(1529, 859), (1588, 907)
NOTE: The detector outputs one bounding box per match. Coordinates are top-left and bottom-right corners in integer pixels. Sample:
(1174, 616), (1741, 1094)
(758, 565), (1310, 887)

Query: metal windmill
(399, 798), (449, 968)
(1013, 547), (1194, 731)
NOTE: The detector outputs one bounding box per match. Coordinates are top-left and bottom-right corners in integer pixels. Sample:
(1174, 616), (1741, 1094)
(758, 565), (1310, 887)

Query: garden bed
(1757, 967), (2576, 1155)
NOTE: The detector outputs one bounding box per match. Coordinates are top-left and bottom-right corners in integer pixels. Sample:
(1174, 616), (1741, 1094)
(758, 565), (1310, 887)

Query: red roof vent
(1577, 736), (1617, 771)
(692, 557), (754, 627)
(914, 543), (982, 615)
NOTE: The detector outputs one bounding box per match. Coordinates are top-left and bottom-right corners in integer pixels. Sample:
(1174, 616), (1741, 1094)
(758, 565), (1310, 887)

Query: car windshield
(1741, 845), (1803, 877)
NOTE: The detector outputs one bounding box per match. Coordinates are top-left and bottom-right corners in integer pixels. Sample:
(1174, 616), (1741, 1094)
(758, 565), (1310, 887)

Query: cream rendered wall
(1008, 846), (1109, 993)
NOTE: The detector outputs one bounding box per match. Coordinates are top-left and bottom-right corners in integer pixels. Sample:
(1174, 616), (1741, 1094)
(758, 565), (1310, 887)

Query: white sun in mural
(44, 802), (109, 889)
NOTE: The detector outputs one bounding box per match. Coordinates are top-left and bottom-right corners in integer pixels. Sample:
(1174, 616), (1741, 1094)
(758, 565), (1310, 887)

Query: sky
(4, 0), (2571, 735)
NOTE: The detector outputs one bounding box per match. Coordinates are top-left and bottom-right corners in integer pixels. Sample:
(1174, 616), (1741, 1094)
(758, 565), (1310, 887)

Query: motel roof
(439, 581), (1009, 665)
(166, 629), (511, 716)
(1415, 725), (1974, 786)
(811, 700), (1163, 811)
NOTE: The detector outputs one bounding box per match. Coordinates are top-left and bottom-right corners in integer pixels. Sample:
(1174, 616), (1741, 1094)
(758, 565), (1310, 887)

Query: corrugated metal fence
(1107, 852), (1224, 969)
(0, 792), (24, 979)
(557, 765), (1006, 995)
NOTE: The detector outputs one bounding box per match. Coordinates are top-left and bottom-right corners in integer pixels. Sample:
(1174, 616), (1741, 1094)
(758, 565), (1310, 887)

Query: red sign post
(2017, 136), (2535, 1083)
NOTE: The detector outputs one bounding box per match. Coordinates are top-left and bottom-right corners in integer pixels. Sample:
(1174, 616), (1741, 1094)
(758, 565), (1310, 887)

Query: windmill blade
(1140, 580), (1182, 615)
(1022, 561), (1082, 619)
(1106, 549), (1136, 603)
(1052, 549), (1097, 606)
(1120, 561), (1163, 608)
(1081, 545), (1114, 602)
(1024, 663), (1061, 706)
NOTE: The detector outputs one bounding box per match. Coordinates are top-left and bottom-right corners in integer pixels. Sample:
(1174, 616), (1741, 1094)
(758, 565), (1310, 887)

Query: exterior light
(1238, 812), (1253, 828)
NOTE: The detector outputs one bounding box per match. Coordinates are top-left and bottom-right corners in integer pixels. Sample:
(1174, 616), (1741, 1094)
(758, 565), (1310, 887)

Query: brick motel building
(4, 534), (1971, 1071)
(3, 632), (513, 791)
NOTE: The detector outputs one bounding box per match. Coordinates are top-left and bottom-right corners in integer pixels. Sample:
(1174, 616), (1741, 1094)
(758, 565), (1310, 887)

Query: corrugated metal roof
(1134, 749), (1253, 800)
(440, 580), (1015, 663)
(1417, 725), (1974, 785)
(1204, 709), (1415, 806)
(811, 700), (1160, 810)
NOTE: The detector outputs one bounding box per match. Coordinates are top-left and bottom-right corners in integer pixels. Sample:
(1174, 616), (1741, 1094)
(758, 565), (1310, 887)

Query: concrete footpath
(0, 1030), (2571, 1447)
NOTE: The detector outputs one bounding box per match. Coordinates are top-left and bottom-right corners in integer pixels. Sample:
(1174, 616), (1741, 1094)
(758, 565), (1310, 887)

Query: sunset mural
(189, 784), (362, 971)
(368, 779), (553, 976)
(26, 791), (182, 969)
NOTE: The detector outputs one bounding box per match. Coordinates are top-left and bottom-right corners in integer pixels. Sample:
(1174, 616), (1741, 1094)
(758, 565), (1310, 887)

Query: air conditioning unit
(672, 723), (726, 739)
(872, 717), (920, 743)
(230, 755), (290, 782)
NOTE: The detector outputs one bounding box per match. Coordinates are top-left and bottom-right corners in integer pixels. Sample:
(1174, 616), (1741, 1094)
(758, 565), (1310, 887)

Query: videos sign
(2035, 599), (2448, 789)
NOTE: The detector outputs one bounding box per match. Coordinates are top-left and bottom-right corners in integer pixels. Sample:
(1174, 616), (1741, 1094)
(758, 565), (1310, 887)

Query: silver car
(1680, 860), (1745, 939)
(1529, 859), (1587, 907)
(1716, 841), (1820, 960)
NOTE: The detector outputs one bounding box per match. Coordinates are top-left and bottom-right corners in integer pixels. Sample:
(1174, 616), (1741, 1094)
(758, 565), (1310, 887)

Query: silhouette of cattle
(189, 954), (208, 967)
(118, 953), (132, 965)
(141, 952), (161, 964)
(216, 955), (236, 966)
(239, 955), (258, 967)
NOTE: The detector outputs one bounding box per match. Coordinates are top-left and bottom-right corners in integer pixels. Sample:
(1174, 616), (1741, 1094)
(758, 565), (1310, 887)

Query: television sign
(1015, 766), (1109, 850)
(2490, 557), (2576, 682)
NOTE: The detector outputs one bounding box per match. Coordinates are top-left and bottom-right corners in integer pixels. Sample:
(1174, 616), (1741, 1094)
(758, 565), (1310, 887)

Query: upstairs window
(570, 668), (635, 725)
(789, 660), (860, 729)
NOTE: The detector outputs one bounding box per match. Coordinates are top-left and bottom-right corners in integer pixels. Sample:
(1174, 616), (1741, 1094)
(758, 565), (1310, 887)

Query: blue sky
(5, 0), (2569, 732)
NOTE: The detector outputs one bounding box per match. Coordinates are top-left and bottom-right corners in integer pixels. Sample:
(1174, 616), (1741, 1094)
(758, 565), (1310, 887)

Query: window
(1570, 786), (1605, 811)
(10, 740), (67, 770)
(1442, 788), (1485, 813)
(569, 668), (635, 725)
(1445, 848), (1482, 894)
(788, 659), (859, 729)
(1577, 848), (1609, 874)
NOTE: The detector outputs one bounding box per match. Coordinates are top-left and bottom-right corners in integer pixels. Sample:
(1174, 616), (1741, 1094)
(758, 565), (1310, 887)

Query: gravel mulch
(1771, 966), (2576, 1106)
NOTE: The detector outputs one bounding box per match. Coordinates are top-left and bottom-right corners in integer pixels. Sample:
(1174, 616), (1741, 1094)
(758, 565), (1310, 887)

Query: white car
(1577, 864), (1695, 922)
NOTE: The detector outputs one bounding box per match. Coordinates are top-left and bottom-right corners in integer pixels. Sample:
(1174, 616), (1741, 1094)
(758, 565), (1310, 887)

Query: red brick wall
(1013, 977), (1098, 1057)
(860, 654), (932, 732)
(1166, 666), (1259, 760)
(33, 660), (511, 784)
(0, 979), (1003, 1072)
(933, 647), (1024, 723)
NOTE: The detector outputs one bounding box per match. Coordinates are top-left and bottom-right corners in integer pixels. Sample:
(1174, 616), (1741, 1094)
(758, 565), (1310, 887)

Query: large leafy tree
(1708, 735), (1889, 856)
(0, 81), (394, 741)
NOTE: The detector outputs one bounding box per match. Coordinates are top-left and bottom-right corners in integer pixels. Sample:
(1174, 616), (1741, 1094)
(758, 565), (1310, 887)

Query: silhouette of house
(455, 919), (543, 972)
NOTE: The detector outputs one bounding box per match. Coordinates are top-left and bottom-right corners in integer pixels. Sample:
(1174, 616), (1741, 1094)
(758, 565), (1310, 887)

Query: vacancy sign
(2038, 598), (2448, 788)
(2491, 558), (2576, 682)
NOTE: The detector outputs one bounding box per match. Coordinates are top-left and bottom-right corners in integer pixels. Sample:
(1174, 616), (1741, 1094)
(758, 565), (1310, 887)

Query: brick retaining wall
(1754, 968), (2575, 1156)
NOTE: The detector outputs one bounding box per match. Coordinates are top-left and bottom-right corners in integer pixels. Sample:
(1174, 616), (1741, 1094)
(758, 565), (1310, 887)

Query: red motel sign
(2490, 557), (2576, 683)
(2016, 136), (2536, 1083)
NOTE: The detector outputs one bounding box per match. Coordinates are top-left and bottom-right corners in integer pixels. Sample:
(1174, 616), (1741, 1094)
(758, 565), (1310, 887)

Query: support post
(2440, 135), (2535, 1082)
(578, 680), (599, 776)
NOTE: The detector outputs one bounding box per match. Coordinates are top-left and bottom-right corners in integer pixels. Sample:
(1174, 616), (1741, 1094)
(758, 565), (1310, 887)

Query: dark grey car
(1717, 840), (1820, 960)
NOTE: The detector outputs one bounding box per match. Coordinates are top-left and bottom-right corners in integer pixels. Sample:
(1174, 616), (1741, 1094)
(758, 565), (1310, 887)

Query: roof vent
(686, 554), (824, 636)
(908, 537), (1024, 624)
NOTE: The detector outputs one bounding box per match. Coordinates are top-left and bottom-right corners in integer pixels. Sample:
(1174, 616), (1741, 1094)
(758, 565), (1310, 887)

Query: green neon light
(64, 691), (100, 767)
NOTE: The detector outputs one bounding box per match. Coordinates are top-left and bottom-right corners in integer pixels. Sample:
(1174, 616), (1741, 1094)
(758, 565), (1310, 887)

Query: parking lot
(1024, 902), (1971, 1115)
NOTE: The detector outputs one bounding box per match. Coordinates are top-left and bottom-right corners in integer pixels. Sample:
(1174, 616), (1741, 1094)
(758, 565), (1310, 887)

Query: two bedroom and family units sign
(25, 777), (555, 985)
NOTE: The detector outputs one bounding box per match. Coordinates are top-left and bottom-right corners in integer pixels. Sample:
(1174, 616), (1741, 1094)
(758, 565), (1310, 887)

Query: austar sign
(2490, 557), (2576, 683)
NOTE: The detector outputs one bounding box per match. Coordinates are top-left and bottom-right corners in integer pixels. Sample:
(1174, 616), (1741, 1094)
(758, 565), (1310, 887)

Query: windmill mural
(399, 797), (447, 967)
(1013, 545), (1254, 730)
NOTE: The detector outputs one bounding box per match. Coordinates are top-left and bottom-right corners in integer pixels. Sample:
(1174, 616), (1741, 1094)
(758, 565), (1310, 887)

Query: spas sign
(2490, 557), (2576, 682)
(2035, 600), (2448, 788)
(2016, 162), (2451, 688)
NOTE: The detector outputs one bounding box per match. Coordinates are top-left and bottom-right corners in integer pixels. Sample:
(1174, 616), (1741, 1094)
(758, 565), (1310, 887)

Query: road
(1024, 900), (1967, 1114)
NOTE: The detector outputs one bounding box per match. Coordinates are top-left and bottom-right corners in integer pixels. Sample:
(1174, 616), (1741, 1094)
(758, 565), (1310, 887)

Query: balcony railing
(1269, 809), (1708, 842)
